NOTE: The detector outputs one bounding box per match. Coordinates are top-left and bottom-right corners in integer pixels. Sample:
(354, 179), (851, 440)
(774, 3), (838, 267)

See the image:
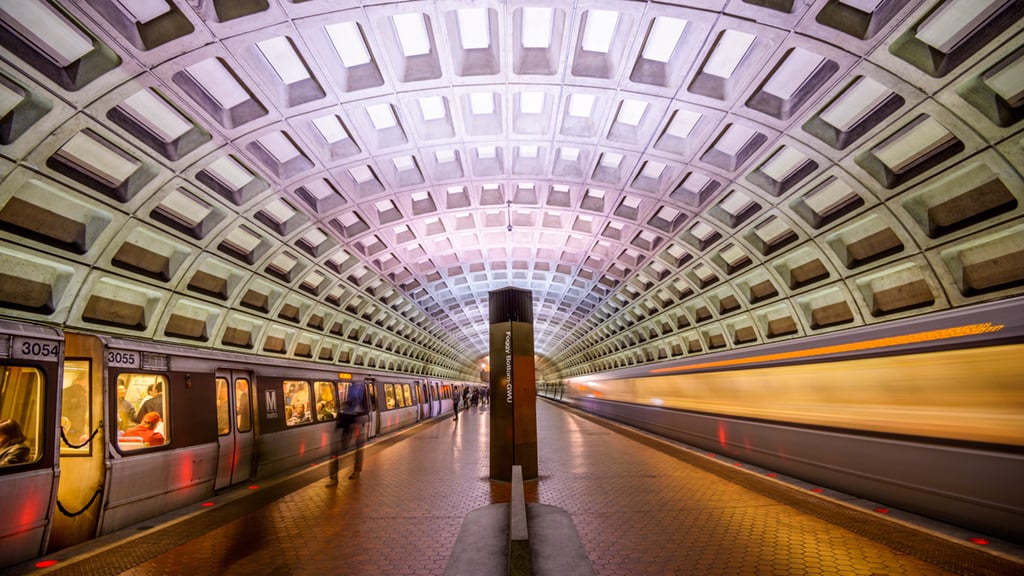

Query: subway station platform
(10, 399), (1024, 576)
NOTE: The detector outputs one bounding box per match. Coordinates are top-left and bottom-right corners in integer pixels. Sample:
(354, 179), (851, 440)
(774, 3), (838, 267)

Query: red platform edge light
(874, 507), (891, 514)
(248, 485), (259, 490)
(968, 537), (990, 545)
(811, 488), (824, 493)
(201, 501), (215, 507)
(35, 559), (59, 569)
(765, 473), (777, 478)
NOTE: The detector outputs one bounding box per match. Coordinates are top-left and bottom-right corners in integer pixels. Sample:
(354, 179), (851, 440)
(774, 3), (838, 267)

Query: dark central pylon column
(488, 287), (538, 481)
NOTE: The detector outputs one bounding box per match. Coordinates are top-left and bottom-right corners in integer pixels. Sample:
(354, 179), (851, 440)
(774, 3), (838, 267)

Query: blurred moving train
(548, 296), (1024, 544)
(0, 320), (478, 569)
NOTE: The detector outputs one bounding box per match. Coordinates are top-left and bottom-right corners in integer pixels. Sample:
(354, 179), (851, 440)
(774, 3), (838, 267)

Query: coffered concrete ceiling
(0, 0), (1022, 381)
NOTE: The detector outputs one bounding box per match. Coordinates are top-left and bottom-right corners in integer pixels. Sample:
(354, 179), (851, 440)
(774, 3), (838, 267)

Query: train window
(384, 383), (396, 409)
(0, 365), (44, 467)
(116, 373), (169, 450)
(235, 378), (252, 433)
(61, 361), (91, 455)
(215, 378), (230, 435)
(402, 384), (413, 407)
(283, 380), (312, 426)
(314, 381), (336, 421)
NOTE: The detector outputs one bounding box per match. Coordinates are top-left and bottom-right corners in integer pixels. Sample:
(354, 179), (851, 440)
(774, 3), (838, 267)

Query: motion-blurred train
(549, 296), (1024, 544)
(0, 321), (477, 569)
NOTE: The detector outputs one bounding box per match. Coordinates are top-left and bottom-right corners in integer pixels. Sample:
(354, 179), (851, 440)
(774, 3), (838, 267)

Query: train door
(49, 334), (106, 552)
(420, 382), (431, 419)
(365, 380), (378, 439)
(213, 370), (255, 491)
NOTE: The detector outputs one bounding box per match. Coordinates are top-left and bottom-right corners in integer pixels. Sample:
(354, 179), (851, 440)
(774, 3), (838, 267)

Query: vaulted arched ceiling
(0, 0), (1022, 381)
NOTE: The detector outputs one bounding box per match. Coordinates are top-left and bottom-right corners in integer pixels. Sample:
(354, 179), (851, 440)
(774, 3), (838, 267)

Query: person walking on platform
(452, 388), (460, 422)
(327, 381), (369, 486)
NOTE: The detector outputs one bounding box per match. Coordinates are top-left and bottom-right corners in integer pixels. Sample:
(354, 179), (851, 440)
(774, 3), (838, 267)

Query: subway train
(551, 296), (1024, 544)
(0, 319), (475, 570)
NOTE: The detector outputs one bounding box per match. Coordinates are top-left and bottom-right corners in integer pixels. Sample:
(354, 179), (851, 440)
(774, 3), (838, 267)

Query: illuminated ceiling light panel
(258, 132), (301, 163)
(522, 7), (553, 48)
(393, 155), (416, 171)
(641, 161), (666, 178)
(54, 132), (139, 187)
(690, 221), (717, 241)
(681, 172), (712, 193)
(160, 189), (210, 228)
(818, 76), (891, 131)
(616, 99), (648, 126)
(392, 12), (431, 57)
(374, 198), (397, 213)
(470, 92), (495, 115)
(873, 117), (955, 173)
(693, 263), (716, 282)
(753, 217), (792, 245)
(349, 164), (376, 183)
(519, 145), (539, 158)
(665, 110), (702, 138)
(520, 91), (545, 114)
(223, 227), (261, 255)
(704, 29), (756, 79)
(0, 0), (93, 66)
(839, 0), (887, 11)
(654, 205), (680, 221)
(986, 55), (1024, 106)
(301, 228), (328, 247)
(719, 190), (755, 216)
(761, 147), (810, 181)
(916, 0), (1008, 52)
(599, 153), (623, 167)
(325, 21), (371, 68)
(261, 198), (296, 224)
(621, 196), (642, 209)
(478, 145), (497, 159)
(303, 269), (325, 286)
(804, 178), (857, 216)
(268, 253), (297, 274)
(118, 0), (172, 23)
(335, 212), (361, 229)
(568, 93), (595, 117)
(303, 179), (339, 201)
(761, 48), (826, 99)
(456, 8), (490, 50)
(366, 103), (397, 129)
(716, 124), (758, 156)
(256, 36), (310, 84)
(185, 58), (249, 109)
(642, 16), (687, 63)
(582, 9), (619, 53)
(312, 115), (349, 144)
(121, 89), (192, 142)
(560, 147), (580, 161)
(207, 156), (254, 190)
(418, 96), (446, 120)
(436, 149), (457, 163)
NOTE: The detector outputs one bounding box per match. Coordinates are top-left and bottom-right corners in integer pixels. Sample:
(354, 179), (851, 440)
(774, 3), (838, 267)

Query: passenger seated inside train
(121, 412), (165, 447)
(0, 418), (30, 465)
(288, 402), (312, 426)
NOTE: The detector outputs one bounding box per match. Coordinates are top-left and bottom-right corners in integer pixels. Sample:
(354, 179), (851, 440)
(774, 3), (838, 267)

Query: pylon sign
(488, 287), (537, 481)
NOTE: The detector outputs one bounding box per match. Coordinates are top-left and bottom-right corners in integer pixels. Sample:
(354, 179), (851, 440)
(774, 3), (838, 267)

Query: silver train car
(0, 320), (470, 569)
(554, 297), (1024, 544)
